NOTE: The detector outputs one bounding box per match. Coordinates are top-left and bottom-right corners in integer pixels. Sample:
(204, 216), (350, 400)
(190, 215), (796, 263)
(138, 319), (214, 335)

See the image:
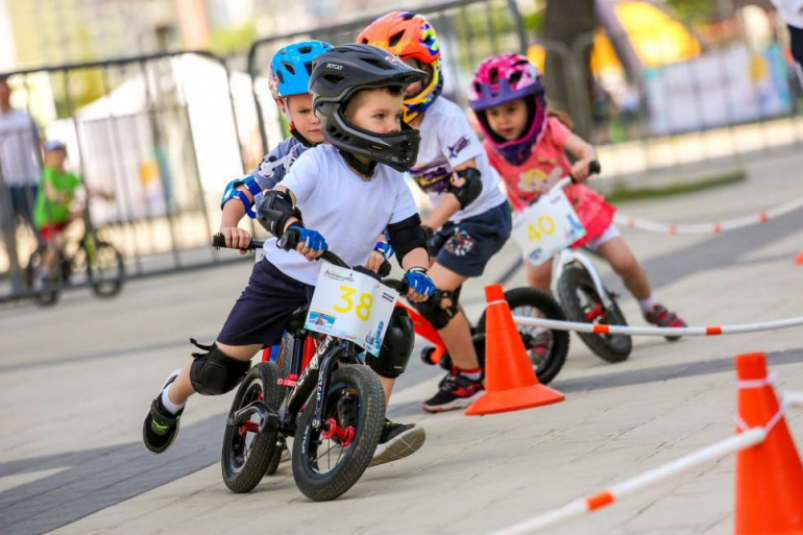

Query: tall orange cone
(466, 284), (564, 416)
(794, 252), (803, 265)
(734, 352), (803, 535)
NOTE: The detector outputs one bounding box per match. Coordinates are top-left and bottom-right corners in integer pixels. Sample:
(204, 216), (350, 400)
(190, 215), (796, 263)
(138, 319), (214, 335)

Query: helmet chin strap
(339, 149), (377, 178)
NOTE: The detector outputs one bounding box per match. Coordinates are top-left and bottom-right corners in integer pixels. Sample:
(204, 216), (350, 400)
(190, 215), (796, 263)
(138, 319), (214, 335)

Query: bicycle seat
(287, 305), (309, 334)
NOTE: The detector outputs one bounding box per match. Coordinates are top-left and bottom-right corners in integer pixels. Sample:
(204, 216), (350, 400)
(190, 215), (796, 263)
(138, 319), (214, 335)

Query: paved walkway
(1, 152), (802, 535)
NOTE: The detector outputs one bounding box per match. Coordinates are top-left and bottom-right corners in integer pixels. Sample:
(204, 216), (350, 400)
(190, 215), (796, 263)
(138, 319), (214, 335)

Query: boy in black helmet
(143, 44), (435, 468)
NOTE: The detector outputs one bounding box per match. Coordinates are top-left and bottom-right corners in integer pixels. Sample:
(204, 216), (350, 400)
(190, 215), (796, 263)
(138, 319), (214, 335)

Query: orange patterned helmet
(357, 12), (443, 123)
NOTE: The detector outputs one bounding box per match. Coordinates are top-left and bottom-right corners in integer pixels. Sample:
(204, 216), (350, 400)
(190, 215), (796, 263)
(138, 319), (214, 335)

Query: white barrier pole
(785, 392), (803, 407)
(489, 428), (767, 535)
(614, 195), (803, 235)
(511, 315), (803, 337)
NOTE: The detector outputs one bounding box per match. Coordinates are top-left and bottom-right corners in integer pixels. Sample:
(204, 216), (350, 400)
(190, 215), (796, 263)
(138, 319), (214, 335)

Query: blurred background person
(0, 75), (42, 293)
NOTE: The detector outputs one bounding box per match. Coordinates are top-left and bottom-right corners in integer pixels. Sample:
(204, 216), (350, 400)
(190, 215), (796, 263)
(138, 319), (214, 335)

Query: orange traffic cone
(734, 352), (803, 535)
(794, 252), (803, 265)
(466, 284), (564, 416)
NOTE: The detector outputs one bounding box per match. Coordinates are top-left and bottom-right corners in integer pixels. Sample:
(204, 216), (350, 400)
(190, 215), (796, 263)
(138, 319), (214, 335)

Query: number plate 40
(512, 189), (587, 266)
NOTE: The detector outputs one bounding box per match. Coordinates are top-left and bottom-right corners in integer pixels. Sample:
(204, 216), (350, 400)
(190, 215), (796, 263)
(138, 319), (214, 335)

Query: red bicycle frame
(395, 301), (448, 365)
(261, 302), (447, 367)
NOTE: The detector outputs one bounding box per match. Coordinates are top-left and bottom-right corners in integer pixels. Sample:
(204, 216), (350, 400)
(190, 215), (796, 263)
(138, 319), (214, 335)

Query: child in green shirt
(34, 140), (111, 279)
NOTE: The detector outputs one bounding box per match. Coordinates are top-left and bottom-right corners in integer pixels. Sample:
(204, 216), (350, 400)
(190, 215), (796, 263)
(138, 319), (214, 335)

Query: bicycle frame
(395, 301), (449, 365)
(550, 247), (614, 310)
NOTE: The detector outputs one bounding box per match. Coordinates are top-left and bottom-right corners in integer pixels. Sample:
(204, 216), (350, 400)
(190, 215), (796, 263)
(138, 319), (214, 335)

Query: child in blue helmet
(220, 40), (392, 270)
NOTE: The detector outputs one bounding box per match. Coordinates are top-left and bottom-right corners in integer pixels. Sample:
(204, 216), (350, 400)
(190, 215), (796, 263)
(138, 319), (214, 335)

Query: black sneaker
(422, 373), (484, 413)
(370, 419), (426, 467)
(142, 369), (183, 454)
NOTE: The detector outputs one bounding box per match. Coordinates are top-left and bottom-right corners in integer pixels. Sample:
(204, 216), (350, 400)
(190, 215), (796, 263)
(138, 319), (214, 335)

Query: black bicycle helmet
(310, 44), (427, 173)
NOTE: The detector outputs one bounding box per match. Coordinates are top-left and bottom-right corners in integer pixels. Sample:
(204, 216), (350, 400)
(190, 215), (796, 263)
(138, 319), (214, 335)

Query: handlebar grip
(277, 229), (299, 251)
(588, 160), (601, 175)
(211, 233), (263, 251)
(211, 234), (227, 249)
(378, 260), (392, 278)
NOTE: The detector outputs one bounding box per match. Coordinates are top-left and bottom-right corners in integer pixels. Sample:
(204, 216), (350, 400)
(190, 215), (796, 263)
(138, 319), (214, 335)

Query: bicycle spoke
(311, 442), (338, 465)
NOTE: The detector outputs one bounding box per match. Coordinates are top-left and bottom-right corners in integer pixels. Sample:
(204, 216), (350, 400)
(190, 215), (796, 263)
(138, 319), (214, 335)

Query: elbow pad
(221, 175), (263, 219)
(449, 167), (483, 209)
(256, 190), (302, 236)
(387, 214), (427, 266)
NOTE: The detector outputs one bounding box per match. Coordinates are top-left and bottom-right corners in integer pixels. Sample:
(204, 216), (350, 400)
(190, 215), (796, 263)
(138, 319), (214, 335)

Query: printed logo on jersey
(517, 168), (548, 192)
(447, 136), (470, 159)
(444, 228), (475, 257)
(410, 161), (452, 193)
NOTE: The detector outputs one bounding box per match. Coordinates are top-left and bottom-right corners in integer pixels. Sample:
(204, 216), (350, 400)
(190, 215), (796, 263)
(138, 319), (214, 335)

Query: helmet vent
(276, 71), (285, 84)
(510, 71), (522, 85)
(298, 46), (312, 54)
(282, 62), (296, 75)
(323, 73), (345, 84)
(489, 68), (499, 85)
(400, 12), (414, 20)
(389, 31), (405, 48)
(362, 57), (385, 69)
(304, 61), (313, 76)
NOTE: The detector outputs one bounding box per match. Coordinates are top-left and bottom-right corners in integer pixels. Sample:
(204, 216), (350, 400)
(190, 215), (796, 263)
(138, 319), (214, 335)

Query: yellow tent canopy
(529, 0), (702, 77)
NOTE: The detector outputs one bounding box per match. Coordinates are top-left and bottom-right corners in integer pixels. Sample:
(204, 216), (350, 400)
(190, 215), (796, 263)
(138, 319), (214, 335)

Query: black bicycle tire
(557, 265), (632, 363)
(86, 240), (125, 298)
(476, 287), (570, 384)
(221, 362), (281, 493)
(291, 365), (384, 501)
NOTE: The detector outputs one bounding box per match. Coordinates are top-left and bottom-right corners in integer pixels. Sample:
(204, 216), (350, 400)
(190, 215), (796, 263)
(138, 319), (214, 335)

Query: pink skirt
(565, 183), (616, 248)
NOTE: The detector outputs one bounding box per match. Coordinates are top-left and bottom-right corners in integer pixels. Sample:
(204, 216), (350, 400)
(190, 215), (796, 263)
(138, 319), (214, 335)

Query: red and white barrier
(488, 354), (803, 535)
(614, 196), (803, 235)
(512, 314), (803, 337)
(489, 429), (766, 535)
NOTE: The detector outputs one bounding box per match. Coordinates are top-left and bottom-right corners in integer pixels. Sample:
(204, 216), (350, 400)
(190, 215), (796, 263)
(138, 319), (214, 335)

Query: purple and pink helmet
(468, 53), (547, 165)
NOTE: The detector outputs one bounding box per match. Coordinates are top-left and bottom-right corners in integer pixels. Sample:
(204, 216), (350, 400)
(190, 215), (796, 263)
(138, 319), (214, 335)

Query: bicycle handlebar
(550, 160), (602, 194)
(211, 232), (405, 292)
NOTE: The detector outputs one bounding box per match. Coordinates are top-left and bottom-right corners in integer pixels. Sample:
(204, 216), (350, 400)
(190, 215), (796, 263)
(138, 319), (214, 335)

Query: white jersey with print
(264, 144), (419, 286)
(409, 98), (506, 221)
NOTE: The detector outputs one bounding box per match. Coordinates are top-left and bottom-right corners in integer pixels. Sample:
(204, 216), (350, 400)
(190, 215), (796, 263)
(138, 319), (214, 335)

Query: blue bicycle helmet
(268, 40), (334, 101)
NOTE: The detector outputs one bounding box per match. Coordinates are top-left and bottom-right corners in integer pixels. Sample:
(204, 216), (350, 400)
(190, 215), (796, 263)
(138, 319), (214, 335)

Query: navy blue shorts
(432, 202), (512, 278)
(217, 259), (313, 347)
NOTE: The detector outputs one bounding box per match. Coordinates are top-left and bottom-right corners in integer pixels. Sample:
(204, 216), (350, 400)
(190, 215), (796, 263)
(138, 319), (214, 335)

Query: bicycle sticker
(305, 265), (398, 357)
(512, 189), (586, 266)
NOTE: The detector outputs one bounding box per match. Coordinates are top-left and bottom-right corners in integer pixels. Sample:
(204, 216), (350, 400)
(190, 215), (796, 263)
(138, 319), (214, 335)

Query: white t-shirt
(772, 0), (803, 28)
(409, 98), (507, 221)
(263, 144), (419, 286)
(0, 109), (41, 186)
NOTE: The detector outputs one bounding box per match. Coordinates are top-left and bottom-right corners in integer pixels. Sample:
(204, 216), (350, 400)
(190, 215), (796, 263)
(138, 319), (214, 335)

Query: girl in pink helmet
(469, 53), (686, 338)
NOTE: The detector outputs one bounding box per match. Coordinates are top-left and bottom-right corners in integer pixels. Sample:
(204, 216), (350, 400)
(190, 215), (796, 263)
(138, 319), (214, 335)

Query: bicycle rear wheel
(221, 362), (281, 493)
(24, 249), (60, 307)
(476, 287), (570, 384)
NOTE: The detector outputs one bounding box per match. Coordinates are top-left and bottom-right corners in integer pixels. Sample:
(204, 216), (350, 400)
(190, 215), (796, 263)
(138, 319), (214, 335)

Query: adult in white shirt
(772, 0), (803, 86)
(0, 76), (42, 292)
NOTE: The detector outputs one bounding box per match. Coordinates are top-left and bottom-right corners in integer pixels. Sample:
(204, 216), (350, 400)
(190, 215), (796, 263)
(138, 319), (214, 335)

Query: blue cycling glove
(290, 224), (328, 253)
(373, 241), (394, 260)
(404, 267), (436, 297)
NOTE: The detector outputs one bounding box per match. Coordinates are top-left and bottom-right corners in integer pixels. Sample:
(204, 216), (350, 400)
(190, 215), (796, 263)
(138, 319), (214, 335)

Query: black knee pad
(369, 307), (415, 379)
(412, 286), (462, 330)
(189, 341), (251, 396)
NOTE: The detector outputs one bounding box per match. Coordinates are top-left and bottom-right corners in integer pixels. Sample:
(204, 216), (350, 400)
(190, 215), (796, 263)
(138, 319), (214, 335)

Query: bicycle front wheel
(291, 364), (385, 501)
(83, 239), (125, 298)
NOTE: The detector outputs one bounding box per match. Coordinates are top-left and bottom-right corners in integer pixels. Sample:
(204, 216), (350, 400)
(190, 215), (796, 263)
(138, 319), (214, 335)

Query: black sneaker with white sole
(142, 369), (183, 454)
(370, 419), (426, 467)
(422, 373), (484, 413)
